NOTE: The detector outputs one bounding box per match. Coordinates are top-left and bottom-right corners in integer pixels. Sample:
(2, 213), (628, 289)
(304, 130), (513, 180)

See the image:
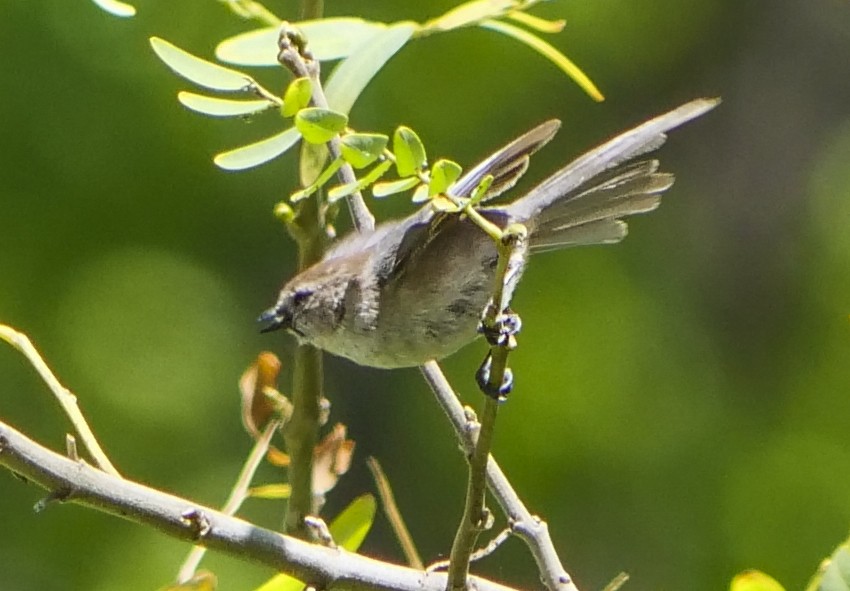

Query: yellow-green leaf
(248, 484), (292, 500)
(429, 159), (463, 196)
(92, 0), (136, 17)
(393, 126), (427, 177)
(150, 37), (256, 92)
(478, 19), (604, 102)
(806, 543), (850, 591)
(215, 19), (388, 66)
(214, 127), (301, 171)
(731, 570), (786, 591)
(430, 194), (461, 212)
(324, 22), (416, 114)
(506, 11), (565, 34)
(330, 494), (376, 551)
(372, 177), (421, 198)
(411, 183), (431, 204)
(282, 77), (313, 117)
(178, 92), (275, 117)
(295, 108), (348, 144)
(340, 133), (389, 169)
(422, 0), (516, 33)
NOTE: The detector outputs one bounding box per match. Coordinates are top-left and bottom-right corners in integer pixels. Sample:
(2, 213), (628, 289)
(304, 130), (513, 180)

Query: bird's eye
(293, 289), (312, 305)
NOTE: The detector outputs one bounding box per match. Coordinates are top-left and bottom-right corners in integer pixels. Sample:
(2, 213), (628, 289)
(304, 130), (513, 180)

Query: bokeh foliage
(2, 1), (850, 590)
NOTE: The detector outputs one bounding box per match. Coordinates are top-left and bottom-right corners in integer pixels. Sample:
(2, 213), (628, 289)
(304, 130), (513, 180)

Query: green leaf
(330, 494), (376, 551)
(215, 19), (388, 66)
(214, 127), (301, 171)
(150, 37), (256, 92)
(324, 22), (416, 114)
(422, 0), (516, 32)
(178, 92), (275, 117)
(328, 159), (393, 202)
(478, 19), (604, 102)
(295, 108), (348, 144)
(430, 194), (461, 212)
(291, 158), (343, 203)
(248, 483), (292, 499)
(807, 544), (850, 591)
(282, 77), (313, 117)
(250, 495), (376, 591)
(429, 159), (463, 196)
(731, 570), (786, 591)
(411, 183), (430, 204)
(372, 176), (420, 198)
(340, 133), (388, 169)
(300, 142), (329, 186)
(91, 0), (136, 17)
(393, 126), (427, 177)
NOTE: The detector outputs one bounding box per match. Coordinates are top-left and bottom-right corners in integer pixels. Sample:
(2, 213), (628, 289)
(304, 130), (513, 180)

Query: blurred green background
(2, 1), (850, 590)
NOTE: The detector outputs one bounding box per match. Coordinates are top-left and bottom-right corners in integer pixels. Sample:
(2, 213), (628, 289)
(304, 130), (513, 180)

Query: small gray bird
(260, 98), (718, 368)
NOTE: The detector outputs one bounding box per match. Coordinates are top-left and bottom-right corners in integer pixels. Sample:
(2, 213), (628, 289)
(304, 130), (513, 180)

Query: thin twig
(0, 419), (523, 591)
(0, 324), (120, 477)
(420, 361), (580, 591)
(177, 419), (282, 582)
(446, 225), (527, 591)
(367, 456), (424, 570)
(277, 26), (376, 234)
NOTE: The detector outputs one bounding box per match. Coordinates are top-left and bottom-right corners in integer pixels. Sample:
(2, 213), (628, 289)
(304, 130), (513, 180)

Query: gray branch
(0, 419), (523, 591)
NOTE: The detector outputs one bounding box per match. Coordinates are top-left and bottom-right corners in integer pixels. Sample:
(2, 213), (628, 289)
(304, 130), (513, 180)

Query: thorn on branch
(34, 488), (72, 513)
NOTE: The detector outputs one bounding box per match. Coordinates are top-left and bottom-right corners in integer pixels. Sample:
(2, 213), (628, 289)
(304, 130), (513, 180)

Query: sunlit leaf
(478, 19), (604, 102)
(340, 133), (388, 169)
(422, 0), (516, 32)
(238, 352), (281, 438)
(328, 159), (393, 203)
(806, 544), (850, 591)
(430, 194), (461, 211)
(300, 142), (328, 186)
(372, 176), (420, 198)
(214, 127), (301, 171)
(282, 77), (313, 117)
(178, 92), (275, 117)
(292, 158), (343, 202)
(250, 495), (376, 591)
(731, 570), (786, 591)
(324, 22), (416, 114)
(150, 37), (257, 92)
(295, 108), (348, 144)
(411, 183), (430, 204)
(393, 126), (427, 177)
(506, 11), (565, 33)
(330, 494), (376, 551)
(429, 159), (463, 196)
(92, 0), (136, 17)
(216, 19), (388, 66)
(248, 483), (292, 499)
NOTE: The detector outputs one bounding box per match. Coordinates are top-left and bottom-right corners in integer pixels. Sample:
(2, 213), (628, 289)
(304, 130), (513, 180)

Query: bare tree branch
(0, 419), (524, 591)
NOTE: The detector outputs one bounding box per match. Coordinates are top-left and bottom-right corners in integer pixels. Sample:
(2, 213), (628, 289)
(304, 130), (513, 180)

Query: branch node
(475, 353), (513, 401)
(65, 434), (79, 462)
(304, 515), (335, 547)
(180, 508), (212, 540)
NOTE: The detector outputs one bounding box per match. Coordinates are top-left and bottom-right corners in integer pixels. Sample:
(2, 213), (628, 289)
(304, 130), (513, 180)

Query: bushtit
(260, 98), (718, 368)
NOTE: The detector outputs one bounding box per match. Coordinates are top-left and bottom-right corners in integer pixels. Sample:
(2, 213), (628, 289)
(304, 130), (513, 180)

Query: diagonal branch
(420, 361), (580, 591)
(0, 419), (523, 591)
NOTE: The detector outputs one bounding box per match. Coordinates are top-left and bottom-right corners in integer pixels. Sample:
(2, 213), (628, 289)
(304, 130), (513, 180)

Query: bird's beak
(258, 307), (286, 333)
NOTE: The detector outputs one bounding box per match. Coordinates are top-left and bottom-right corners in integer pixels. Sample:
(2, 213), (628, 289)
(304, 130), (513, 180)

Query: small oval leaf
(730, 570), (786, 591)
(92, 0), (136, 17)
(340, 133), (389, 169)
(324, 22), (416, 114)
(214, 127), (301, 171)
(216, 19), (388, 66)
(372, 176), (420, 198)
(150, 37), (256, 92)
(248, 484), (292, 500)
(393, 126), (427, 177)
(429, 159), (463, 196)
(178, 92), (275, 117)
(295, 108), (348, 144)
(411, 183), (431, 204)
(282, 77), (313, 117)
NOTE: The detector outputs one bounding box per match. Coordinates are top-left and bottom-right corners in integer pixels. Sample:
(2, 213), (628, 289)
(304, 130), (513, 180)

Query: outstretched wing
(504, 98), (719, 251)
(449, 119), (561, 201)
